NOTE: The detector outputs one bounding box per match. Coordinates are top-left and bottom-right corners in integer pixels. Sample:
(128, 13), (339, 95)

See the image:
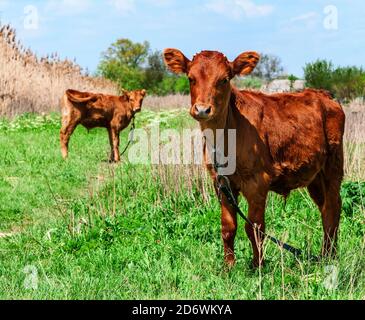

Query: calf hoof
(224, 254), (236, 269)
(321, 246), (338, 259)
(109, 157), (120, 164)
(251, 258), (265, 269)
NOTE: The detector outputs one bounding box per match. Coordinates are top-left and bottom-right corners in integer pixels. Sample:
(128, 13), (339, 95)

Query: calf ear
(230, 52), (260, 76)
(141, 89), (147, 97)
(66, 90), (97, 103)
(163, 48), (190, 74)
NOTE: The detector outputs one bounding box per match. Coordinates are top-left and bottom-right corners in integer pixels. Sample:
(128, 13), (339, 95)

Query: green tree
(102, 39), (150, 69)
(97, 39), (190, 95)
(304, 59), (333, 92)
(144, 51), (167, 93)
(97, 39), (150, 91)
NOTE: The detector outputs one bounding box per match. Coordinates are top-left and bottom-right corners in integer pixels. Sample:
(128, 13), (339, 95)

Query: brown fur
(164, 49), (345, 268)
(60, 89), (146, 162)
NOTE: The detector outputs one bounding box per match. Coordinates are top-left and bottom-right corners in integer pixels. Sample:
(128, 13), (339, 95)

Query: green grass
(0, 112), (364, 300)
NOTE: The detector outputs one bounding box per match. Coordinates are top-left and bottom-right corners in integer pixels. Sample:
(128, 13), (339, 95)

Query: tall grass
(344, 105), (365, 180)
(0, 24), (118, 117)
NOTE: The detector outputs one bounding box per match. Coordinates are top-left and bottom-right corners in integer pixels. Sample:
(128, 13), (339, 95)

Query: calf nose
(194, 104), (212, 119)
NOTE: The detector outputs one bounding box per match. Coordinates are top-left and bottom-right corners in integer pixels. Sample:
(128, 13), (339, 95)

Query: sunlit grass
(0, 111), (364, 300)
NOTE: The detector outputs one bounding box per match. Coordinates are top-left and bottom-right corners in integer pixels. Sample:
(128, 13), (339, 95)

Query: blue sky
(0, 0), (364, 77)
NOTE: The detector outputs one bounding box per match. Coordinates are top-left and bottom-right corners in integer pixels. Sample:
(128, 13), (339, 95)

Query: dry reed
(144, 94), (190, 111)
(0, 24), (118, 117)
(344, 105), (365, 180)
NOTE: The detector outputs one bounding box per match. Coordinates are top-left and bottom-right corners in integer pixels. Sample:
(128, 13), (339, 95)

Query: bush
(304, 60), (365, 103)
(288, 74), (299, 91)
(149, 75), (189, 96)
(174, 76), (190, 94)
(341, 181), (365, 216)
(331, 67), (365, 102)
(98, 62), (145, 92)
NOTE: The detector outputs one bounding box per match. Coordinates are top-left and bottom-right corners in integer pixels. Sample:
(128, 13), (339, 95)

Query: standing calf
(164, 49), (345, 268)
(60, 89), (146, 162)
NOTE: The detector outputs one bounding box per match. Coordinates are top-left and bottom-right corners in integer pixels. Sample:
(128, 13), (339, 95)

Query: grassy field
(0, 111), (364, 300)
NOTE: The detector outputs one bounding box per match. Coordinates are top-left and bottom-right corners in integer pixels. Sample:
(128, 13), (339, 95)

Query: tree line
(97, 38), (365, 103)
(96, 38), (285, 96)
(304, 60), (365, 103)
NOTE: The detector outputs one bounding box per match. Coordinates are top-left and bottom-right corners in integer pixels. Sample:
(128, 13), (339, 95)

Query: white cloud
(287, 12), (321, 30)
(145, 0), (172, 6)
(109, 0), (136, 13)
(46, 0), (92, 16)
(108, 0), (173, 14)
(206, 0), (274, 19)
(45, 0), (173, 17)
(291, 12), (319, 23)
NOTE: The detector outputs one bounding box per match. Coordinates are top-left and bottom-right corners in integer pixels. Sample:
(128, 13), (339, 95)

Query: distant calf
(60, 89), (146, 162)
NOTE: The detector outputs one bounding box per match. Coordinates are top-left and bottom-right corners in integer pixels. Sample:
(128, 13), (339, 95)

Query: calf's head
(126, 89), (147, 114)
(163, 49), (260, 123)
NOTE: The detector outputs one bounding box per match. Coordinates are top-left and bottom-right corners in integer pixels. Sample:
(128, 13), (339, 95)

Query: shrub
(173, 76), (190, 95)
(304, 60), (365, 103)
(341, 181), (365, 216)
(331, 67), (365, 102)
(288, 74), (299, 91)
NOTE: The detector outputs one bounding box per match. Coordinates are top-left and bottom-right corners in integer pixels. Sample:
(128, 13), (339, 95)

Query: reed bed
(344, 105), (365, 180)
(144, 94), (190, 111)
(0, 24), (118, 117)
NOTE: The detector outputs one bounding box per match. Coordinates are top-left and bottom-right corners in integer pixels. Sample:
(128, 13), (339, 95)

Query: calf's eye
(220, 78), (229, 85)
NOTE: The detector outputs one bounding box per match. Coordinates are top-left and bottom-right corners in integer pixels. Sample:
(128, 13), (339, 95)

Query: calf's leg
(220, 191), (239, 267)
(322, 151), (343, 257)
(308, 150), (343, 258)
(321, 178), (342, 257)
(108, 128), (115, 162)
(60, 120), (79, 159)
(110, 128), (121, 163)
(244, 187), (268, 268)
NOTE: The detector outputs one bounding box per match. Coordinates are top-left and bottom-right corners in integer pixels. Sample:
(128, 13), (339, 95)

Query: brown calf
(164, 49), (345, 268)
(60, 89), (146, 162)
